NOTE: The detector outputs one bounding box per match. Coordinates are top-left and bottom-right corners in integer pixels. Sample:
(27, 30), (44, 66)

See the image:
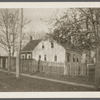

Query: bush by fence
(20, 59), (38, 73)
(10, 59), (38, 73)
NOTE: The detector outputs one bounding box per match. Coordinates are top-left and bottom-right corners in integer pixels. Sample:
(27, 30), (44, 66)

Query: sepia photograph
(0, 3), (100, 96)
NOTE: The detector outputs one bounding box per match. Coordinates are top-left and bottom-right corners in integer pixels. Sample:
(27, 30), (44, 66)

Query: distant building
(0, 47), (16, 70)
(0, 47), (8, 56)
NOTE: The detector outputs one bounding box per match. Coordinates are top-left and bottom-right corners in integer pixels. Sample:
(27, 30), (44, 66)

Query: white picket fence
(42, 61), (65, 75)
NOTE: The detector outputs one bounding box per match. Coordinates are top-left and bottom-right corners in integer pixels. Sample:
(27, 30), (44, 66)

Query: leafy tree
(78, 8), (100, 90)
(48, 8), (100, 90)
(48, 9), (97, 50)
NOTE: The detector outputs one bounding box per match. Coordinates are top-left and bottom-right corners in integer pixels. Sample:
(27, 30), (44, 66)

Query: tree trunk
(16, 49), (20, 77)
(94, 11), (100, 90)
(16, 8), (23, 78)
(8, 49), (11, 74)
(12, 27), (15, 57)
(88, 50), (91, 63)
(94, 47), (100, 90)
(11, 35), (15, 57)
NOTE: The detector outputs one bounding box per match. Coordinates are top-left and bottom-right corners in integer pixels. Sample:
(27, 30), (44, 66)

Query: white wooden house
(21, 37), (65, 62)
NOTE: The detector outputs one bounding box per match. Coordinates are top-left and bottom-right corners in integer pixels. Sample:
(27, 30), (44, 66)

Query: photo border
(0, 2), (100, 99)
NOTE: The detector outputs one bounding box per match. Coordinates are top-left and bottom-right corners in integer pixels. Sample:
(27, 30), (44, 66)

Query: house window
(44, 55), (47, 61)
(22, 55), (24, 59)
(73, 54), (75, 62)
(51, 42), (54, 48)
(27, 54), (31, 59)
(54, 55), (57, 61)
(77, 57), (79, 62)
(21, 54), (25, 59)
(29, 55), (31, 59)
(67, 53), (71, 62)
(42, 43), (44, 49)
(39, 55), (41, 60)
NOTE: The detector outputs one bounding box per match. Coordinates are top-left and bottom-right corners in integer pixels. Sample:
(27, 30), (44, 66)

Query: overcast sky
(23, 8), (65, 38)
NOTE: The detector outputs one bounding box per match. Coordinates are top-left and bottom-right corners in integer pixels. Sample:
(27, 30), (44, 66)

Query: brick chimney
(30, 36), (32, 41)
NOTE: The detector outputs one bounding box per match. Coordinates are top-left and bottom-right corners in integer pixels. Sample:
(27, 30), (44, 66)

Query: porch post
(1, 58), (2, 68)
(64, 50), (67, 75)
(64, 62), (66, 75)
(5, 58), (8, 69)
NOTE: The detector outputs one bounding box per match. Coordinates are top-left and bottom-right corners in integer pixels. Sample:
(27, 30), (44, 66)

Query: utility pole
(16, 8), (23, 78)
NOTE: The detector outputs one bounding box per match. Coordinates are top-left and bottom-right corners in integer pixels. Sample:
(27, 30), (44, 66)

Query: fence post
(87, 64), (89, 76)
(38, 59), (40, 72)
(64, 51), (67, 75)
(64, 63), (66, 75)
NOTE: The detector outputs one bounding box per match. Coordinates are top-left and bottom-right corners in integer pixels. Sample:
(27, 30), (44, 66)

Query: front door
(2, 58), (6, 69)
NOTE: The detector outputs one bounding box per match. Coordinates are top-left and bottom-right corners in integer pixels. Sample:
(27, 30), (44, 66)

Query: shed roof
(22, 39), (41, 52)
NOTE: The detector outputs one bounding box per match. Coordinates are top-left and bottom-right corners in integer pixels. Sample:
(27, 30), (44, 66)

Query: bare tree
(0, 8), (31, 74)
(0, 9), (19, 73)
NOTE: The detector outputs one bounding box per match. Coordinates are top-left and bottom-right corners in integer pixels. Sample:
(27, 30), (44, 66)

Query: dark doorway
(2, 58), (6, 68)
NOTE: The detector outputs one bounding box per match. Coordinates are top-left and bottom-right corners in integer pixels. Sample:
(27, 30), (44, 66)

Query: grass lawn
(0, 71), (94, 91)
(31, 72), (95, 86)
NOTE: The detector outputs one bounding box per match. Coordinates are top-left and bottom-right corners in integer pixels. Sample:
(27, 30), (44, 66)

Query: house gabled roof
(22, 39), (41, 52)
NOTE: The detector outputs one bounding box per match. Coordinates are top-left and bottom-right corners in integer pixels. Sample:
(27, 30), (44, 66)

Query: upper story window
(27, 54), (31, 59)
(21, 54), (25, 59)
(39, 55), (41, 60)
(51, 42), (54, 48)
(42, 43), (44, 49)
(54, 55), (57, 61)
(67, 53), (71, 62)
